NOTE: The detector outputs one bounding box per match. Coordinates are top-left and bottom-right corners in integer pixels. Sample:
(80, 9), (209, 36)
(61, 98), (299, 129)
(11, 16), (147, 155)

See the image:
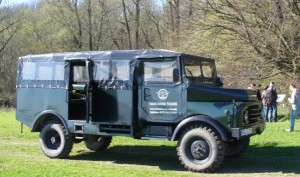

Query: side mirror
(219, 74), (224, 82)
(215, 76), (223, 87)
(173, 68), (180, 82)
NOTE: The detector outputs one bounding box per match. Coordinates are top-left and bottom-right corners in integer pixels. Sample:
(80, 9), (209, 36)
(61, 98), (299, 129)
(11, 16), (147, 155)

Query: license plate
(241, 128), (252, 136)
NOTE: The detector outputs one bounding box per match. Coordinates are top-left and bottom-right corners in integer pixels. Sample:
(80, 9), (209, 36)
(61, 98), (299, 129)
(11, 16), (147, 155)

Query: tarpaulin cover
(16, 50), (183, 89)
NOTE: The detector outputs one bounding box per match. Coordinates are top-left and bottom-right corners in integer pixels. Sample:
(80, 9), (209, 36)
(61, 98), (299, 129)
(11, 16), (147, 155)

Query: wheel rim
(190, 140), (210, 160)
(186, 138), (211, 163)
(45, 129), (61, 150)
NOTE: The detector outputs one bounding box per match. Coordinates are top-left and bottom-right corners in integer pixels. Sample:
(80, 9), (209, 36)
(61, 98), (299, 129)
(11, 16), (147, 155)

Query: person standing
(256, 84), (262, 101)
(261, 85), (269, 121)
(270, 82), (278, 122)
(286, 84), (300, 132)
(265, 82), (278, 122)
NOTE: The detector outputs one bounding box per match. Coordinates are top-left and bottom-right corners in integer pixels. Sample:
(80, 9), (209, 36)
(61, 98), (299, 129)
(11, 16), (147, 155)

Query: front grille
(246, 104), (263, 124)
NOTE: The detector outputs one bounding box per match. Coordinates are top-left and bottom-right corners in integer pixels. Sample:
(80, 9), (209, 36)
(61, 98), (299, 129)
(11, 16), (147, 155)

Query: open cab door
(65, 58), (94, 122)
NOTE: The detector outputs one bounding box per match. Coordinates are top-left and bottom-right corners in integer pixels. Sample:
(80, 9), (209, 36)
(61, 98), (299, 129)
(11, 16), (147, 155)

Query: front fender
(171, 115), (229, 142)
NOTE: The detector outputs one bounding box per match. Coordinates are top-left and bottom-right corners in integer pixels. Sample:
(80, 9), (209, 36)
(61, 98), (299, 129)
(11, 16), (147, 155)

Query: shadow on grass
(68, 143), (300, 174)
(220, 143), (300, 174)
(70, 145), (185, 171)
(277, 114), (290, 122)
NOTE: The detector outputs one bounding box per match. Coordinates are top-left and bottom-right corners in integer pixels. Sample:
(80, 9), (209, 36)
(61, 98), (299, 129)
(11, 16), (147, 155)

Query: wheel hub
(190, 140), (209, 160)
(46, 130), (61, 149)
(50, 137), (57, 144)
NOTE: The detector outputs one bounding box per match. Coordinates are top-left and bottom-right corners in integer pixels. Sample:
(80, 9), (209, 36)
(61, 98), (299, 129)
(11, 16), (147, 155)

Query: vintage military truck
(16, 50), (265, 172)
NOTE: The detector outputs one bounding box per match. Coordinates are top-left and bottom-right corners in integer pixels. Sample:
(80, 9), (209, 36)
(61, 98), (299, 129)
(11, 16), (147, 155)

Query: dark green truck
(16, 50), (265, 172)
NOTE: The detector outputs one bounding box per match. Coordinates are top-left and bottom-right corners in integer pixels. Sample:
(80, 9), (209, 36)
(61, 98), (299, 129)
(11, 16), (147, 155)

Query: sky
(1, 0), (39, 7)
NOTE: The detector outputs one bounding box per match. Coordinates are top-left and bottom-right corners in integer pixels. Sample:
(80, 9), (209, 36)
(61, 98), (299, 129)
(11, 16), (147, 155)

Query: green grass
(1, 109), (300, 177)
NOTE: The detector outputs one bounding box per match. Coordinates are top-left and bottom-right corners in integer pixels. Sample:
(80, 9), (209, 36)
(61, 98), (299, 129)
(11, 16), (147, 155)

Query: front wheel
(177, 126), (225, 172)
(39, 121), (73, 158)
(225, 137), (250, 158)
(84, 135), (112, 151)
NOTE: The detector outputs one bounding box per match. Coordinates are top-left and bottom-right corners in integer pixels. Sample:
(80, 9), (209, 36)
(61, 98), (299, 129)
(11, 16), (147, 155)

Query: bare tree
(121, 0), (132, 49)
(166, 0), (181, 48)
(47, 0), (83, 50)
(0, 6), (18, 54)
(134, 0), (140, 49)
(190, 0), (300, 82)
(87, 0), (92, 50)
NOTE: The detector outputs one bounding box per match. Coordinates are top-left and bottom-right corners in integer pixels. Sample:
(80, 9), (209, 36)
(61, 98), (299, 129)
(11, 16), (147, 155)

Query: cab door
(66, 58), (93, 122)
(138, 58), (187, 122)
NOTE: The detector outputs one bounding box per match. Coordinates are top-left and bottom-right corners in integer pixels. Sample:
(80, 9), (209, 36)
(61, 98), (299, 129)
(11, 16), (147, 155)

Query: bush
(0, 93), (15, 108)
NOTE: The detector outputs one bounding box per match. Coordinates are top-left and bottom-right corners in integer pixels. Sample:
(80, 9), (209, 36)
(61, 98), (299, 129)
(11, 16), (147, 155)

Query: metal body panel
(187, 84), (258, 102)
(15, 49), (265, 142)
(171, 115), (229, 141)
(16, 88), (68, 128)
(186, 102), (235, 131)
(92, 89), (133, 124)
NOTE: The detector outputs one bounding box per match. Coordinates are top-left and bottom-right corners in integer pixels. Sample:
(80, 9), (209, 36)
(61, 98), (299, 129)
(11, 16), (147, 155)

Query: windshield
(183, 58), (216, 84)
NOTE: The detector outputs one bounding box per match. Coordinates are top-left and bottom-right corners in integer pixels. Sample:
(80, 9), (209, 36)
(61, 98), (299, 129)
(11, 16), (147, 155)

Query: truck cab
(16, 50), (265, 172)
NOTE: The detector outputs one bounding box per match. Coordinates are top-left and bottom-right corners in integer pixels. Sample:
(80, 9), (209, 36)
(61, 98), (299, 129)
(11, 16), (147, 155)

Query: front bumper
(231, 121), (266, 139)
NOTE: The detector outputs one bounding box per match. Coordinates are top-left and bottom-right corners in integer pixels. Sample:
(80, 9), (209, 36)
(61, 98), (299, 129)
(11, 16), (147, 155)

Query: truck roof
(16, 49), (215, 90)
(18, 49), (214, 62)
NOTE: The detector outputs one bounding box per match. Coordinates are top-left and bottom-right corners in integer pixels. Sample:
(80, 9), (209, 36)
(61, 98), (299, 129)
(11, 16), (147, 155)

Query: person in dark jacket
(265, 82), (278, 122)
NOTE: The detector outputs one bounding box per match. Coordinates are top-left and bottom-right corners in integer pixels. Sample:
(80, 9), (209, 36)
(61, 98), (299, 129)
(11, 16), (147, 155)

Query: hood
(187, 84), (258, 102)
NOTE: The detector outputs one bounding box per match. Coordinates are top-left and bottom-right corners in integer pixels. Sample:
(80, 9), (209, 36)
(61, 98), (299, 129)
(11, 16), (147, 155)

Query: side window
(201, 62), (214, 78)
(143, 60), (177, 83)
(112, 60), (130, 80)
(73, 65), (89, 83)
(94, 60), (130, 81)
(54, 64), (65, 80)
(94, 60), (110, 81)
(22, 62), (36, 80)
(22, 62), (64, 81)
(184, 58), (201, 77)
(37, 63), (53, 80)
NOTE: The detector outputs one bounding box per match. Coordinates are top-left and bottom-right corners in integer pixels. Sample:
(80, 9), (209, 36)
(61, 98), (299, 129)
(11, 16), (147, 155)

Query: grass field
(1, 109), (300, 177)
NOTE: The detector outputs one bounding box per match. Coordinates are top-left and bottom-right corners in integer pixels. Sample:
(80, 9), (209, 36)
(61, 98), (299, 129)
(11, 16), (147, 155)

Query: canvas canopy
(16, 50), (183, 89)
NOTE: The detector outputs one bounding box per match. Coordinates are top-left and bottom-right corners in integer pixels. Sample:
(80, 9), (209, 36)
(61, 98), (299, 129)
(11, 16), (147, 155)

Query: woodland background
(0, 0), (299, 107)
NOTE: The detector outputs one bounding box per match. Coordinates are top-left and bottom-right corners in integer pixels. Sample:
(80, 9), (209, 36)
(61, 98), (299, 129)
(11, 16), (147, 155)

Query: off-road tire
(84, 135), (112, 151)
(225, 137), (250, 158)
(39, 121), (73, 158)
(177, 125), (225, 172)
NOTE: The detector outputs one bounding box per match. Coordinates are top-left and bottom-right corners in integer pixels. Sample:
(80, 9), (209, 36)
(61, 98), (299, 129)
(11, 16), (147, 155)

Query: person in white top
(286, 84), (300, 132)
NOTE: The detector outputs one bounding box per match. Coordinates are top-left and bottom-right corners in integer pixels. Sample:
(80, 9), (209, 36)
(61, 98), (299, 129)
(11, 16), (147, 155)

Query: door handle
(66, 90), (69, 103)
(144, 88), (152, 101)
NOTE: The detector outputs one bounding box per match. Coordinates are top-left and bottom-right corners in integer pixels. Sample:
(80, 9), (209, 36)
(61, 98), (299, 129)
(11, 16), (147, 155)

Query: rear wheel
(39, 121), (73, 158)
(84, 135), (112, 151)
(177, 126), (225, 172)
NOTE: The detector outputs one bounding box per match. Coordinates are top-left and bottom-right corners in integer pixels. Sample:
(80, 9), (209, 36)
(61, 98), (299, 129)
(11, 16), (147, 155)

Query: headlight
(243, 110), (249, 124)
(224, 109), (230, 116)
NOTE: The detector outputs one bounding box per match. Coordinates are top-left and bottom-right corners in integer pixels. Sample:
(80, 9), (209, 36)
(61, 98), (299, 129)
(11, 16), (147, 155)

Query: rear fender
(31, 110), (68, 135)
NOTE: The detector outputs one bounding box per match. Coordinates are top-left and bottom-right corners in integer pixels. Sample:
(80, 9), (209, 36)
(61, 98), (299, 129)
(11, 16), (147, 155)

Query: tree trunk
(122, 0), (132, 49)
(134, 0), (140, 49)
(87, 0), (93, 50)
(174, 0), (180, 45)
(74, 0), (83, 50)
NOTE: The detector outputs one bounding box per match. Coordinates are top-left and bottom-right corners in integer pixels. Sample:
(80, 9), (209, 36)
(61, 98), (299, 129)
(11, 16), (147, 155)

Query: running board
(99, 124), (131, 134)
(74, 124), (84, 139)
